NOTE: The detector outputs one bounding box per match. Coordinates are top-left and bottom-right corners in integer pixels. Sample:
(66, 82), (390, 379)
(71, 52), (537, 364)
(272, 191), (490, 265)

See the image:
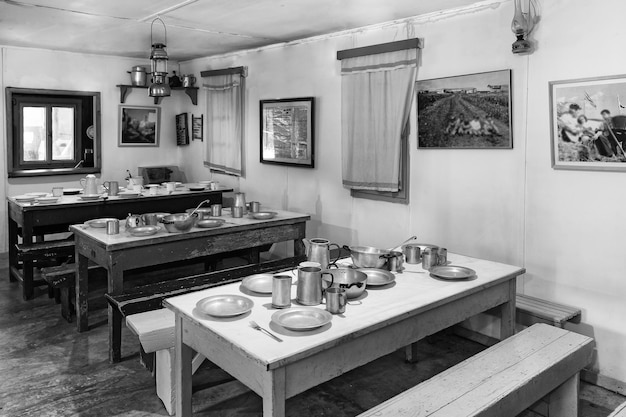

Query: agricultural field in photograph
(417, 91), (510, 148)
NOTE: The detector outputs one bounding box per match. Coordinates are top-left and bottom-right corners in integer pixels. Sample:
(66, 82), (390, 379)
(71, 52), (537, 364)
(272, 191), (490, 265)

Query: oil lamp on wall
(148, 17), (171, 98)
(511, 0), (538, 54)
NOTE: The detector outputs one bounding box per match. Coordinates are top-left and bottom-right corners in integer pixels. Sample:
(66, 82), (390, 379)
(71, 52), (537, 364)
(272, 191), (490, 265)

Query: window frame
(6, 87), (101, 178)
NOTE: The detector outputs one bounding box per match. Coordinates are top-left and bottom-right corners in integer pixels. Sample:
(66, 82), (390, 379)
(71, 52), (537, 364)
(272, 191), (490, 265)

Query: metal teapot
(304, 238), (341, 269)
(125, 213), (144, 229)
(80, 174), (98, 195)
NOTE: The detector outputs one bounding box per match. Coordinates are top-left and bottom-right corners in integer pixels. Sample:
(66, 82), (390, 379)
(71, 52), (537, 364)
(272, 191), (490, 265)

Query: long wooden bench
(516, 293), (582, 328)
(610, 401), (626, 417)
(359, 324), (594, 417)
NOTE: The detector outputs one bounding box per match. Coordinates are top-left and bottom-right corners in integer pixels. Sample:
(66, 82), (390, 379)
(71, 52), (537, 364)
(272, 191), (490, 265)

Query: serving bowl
(160, 213), (197, 233)
(250, 211), (277, 220)
(322, 268), (367, 299)
(343, 245), (390, 269)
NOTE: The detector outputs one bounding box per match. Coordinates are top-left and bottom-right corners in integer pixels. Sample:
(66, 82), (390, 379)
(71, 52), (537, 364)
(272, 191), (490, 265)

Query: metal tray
(196, 219), (225, 228)
(196, 295), (254, 317)
(429, 265), (476, 280)
(271, 307), (332, 331)
(358, 268), (395, 286)
(242, 274), (274, 294)
(85, 218), (119, 228)
(128, 225), (159, 237)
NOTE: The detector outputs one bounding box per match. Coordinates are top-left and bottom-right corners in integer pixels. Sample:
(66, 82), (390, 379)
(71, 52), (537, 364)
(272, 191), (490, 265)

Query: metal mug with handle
(103, 181), (119, 196)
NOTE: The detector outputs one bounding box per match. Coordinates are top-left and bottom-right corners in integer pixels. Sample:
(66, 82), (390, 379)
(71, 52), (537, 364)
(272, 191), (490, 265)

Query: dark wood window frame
(6, 87), (101, 178)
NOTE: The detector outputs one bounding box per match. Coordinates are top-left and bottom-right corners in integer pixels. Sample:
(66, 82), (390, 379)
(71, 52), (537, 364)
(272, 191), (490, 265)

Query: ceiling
(0, 0), (481, 62)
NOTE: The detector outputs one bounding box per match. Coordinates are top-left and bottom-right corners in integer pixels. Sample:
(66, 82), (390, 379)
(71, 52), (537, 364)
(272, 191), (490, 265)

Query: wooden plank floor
(0, 253), (623, 416)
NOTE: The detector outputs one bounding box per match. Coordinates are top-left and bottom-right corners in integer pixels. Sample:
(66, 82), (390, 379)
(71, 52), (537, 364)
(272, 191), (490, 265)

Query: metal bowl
(343, 245), (390, 268)
(160, 213), (197, 233)
(322, 268), (367, 299)
(250, 211), (277, 220)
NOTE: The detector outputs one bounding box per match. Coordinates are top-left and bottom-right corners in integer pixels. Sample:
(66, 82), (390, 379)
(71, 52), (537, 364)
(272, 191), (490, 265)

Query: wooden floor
(0, 253), (624, 416)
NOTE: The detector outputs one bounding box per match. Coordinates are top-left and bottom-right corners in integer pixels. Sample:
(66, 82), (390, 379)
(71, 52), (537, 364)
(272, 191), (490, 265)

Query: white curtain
(203, 73), (244, 176)
(341, 48), (418, 191)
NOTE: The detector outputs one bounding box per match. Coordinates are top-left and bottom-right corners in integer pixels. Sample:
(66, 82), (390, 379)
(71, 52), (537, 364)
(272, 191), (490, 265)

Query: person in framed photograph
(559, 103), (583, 142)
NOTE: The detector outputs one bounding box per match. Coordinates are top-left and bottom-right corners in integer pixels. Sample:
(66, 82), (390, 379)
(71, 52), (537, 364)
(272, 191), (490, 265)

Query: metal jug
(125, 213), (144, 229)
(305, 238), (341, 269)
(80, 174), (98, 195)
(233, 192), (247, 214)
(182, 74), (196, 87)
(296, 266), (333, 306)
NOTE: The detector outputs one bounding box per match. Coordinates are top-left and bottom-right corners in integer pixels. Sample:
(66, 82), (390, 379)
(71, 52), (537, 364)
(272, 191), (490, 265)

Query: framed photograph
(260, 97), (315, 168)
(175, 113), (189, 146)
(417, 69), (512, 149)
(192, 114), (203, 141)
(118, 105), (160, 147)
(550, 74), (626, 171)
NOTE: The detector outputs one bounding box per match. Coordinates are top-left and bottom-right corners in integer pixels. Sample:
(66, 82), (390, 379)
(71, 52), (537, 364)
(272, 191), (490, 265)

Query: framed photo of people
(416, 69), (512, 149)
(260, 97), (315, 168)
(550, 74), (626, 171)
(118, 105), (160, 147)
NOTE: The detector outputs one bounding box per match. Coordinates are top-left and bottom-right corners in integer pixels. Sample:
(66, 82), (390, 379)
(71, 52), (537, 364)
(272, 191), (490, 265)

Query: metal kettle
(80, 174), (98, 195)
(305, 238), (341, 269)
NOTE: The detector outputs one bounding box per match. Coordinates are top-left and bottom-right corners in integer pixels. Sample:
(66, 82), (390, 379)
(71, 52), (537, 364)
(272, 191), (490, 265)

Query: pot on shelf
(128, 66), (147, 87)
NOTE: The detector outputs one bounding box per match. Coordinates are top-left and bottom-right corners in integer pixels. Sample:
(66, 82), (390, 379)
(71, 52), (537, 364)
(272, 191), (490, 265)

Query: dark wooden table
(70, 209), (310, 362)
(7, 188), (230, 300)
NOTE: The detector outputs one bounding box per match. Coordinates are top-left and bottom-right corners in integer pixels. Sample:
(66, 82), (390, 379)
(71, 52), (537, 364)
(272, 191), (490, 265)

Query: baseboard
(453, 325), (626, 397)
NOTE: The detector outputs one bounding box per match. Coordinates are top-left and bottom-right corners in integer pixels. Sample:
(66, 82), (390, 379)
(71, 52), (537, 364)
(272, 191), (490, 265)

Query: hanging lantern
(149, 18), (171, 97)
(511, 0), (538, 54)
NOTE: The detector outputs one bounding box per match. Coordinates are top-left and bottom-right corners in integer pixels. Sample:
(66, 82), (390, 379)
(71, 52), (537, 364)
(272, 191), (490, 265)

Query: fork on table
(249, 320), (283, 342)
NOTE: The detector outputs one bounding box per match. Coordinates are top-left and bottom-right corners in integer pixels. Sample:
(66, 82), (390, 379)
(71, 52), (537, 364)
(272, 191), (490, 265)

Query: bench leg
(404, 343), (419, 363)
(156, 348), (206, 416)
(60, 288), (73, 323)
(548, 372), (580, 417)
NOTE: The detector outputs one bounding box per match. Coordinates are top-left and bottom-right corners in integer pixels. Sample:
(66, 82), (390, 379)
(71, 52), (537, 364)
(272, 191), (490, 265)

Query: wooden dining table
(164, 253), (525, 416)
(70, 209), (310, 362)
(7, 187), (229, 300)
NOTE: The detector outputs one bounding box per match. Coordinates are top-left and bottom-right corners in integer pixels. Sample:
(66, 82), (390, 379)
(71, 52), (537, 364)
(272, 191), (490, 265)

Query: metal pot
(321, 268), (367, 299)
(186, 207), (212, 221)
(160, 213), (197, 233)
(343, 245), (390, 269)
(128, 66), (147, 87)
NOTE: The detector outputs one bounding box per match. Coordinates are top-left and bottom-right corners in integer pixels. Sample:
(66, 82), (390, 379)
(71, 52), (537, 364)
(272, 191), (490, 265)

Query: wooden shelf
(116, 84), (198, 105)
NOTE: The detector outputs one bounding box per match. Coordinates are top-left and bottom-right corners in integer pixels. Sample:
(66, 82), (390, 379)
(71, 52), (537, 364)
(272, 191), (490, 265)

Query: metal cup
(232, 206), (244, 218)
(106, 219), (120, 235)
(272, 275), (292, 309)
(210, 204), (222, 216)
(142, 213), (158, 226)
(209, 181), (219, 190)
(248, 201), (261, 213)
(52, 187), (63, 197)
(421, 248), (438, 270)
(296, 266), (323, 306)
(404, 244), (421, 264)
(325, 287), (346, 314)
(437, 247), (448, 266)
(103, 181), (119, 196)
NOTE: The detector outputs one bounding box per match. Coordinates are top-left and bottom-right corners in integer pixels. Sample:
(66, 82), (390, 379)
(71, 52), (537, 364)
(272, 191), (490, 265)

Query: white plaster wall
(523, 0), (626, 381)
(0, 47), (185, 251)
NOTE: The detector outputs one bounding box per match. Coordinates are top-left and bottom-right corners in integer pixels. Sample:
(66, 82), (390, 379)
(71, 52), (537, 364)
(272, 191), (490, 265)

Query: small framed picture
(417, 69), (512, 149)
(550, 74), (626, 171)
(192, 114), (203, 141)
(260, 97), (315, 168)
(175, 113), (189, 146)
(118, 105), (160, 147)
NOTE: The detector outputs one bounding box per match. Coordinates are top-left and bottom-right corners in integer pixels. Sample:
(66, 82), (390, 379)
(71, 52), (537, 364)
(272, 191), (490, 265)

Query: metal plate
(118, 191), (141, 198)
(128, 225), (159, 237)
(250, 211), (277, 220)
(358, 268), (395, 286)
(79, 194), (102, 201)
(25, 192), (48, 197)
(196, 295), (254, 317)
(188, 185), (206, 191)
(196, 219), (225, 228)
(242, 274), (274, 294)
(13, 195), (36, 203)
(429, 265), (476, 280)
(85, 218), (119, 228)
(271, 307), (332, 331)
(35, 197), (59, 204)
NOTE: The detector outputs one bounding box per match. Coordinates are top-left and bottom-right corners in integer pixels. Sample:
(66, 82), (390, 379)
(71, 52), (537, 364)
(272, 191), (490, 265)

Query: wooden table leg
(500, 278), (516, 340)
(404, 344), (419, 363)
(21, 224), (35, 300)
(262, 367), (286, 417)
(8, 217), (18, 283)
(75, 251), (90, 332)
(175, 314), (194, 417)
(108, 265), (124, 363)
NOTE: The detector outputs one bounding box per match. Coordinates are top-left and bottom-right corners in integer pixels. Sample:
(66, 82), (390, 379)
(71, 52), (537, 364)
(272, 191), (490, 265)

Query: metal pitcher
(305, 238), (341, 269)
(296, 266), (333, 306)
(80, 174), (98, 195)
(233, 192), (247, 214)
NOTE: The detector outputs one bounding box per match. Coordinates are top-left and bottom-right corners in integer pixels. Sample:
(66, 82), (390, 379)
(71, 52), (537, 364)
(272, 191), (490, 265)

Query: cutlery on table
(249, 320), (283, 342)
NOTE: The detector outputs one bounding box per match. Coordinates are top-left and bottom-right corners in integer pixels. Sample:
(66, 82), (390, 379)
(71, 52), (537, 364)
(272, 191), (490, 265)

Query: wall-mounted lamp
(149, 17), (171, 98)
(511, 0), (538, 54)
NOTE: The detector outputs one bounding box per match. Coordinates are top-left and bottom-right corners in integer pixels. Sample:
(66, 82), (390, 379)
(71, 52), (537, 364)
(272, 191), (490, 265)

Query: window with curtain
(202, 68), (245, 176)
(339, 40), (420, 203)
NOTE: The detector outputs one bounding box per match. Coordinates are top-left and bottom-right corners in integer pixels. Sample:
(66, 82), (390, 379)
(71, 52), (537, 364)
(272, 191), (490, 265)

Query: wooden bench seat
(359, 324), (593, 417)
(516, 293), (582, 328)
(610, 401), (626, 417)
(16, 239), (75, 262)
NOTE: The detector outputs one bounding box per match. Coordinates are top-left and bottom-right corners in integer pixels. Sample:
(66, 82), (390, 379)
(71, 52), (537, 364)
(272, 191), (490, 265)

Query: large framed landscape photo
(417, 69), (512, 149)
(550, 74), (626, 171)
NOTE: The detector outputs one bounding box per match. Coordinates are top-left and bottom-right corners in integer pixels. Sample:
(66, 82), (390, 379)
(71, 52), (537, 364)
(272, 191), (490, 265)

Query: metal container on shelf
(128, 66), (148, 87)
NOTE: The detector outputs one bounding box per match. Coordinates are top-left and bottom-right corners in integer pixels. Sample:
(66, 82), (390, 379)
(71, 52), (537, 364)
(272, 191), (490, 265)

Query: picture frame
(417, 69), (512, 149)
(549, 74), (626, 171)
(175, 112), (189, 146)
(260, 97), (315, 168)
(192, 114), (203, 141)
(118, 105), (160, 147)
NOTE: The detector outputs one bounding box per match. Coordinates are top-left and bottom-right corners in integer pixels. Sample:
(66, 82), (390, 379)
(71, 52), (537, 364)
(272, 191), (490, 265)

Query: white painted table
(164, 253), (525, 416)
